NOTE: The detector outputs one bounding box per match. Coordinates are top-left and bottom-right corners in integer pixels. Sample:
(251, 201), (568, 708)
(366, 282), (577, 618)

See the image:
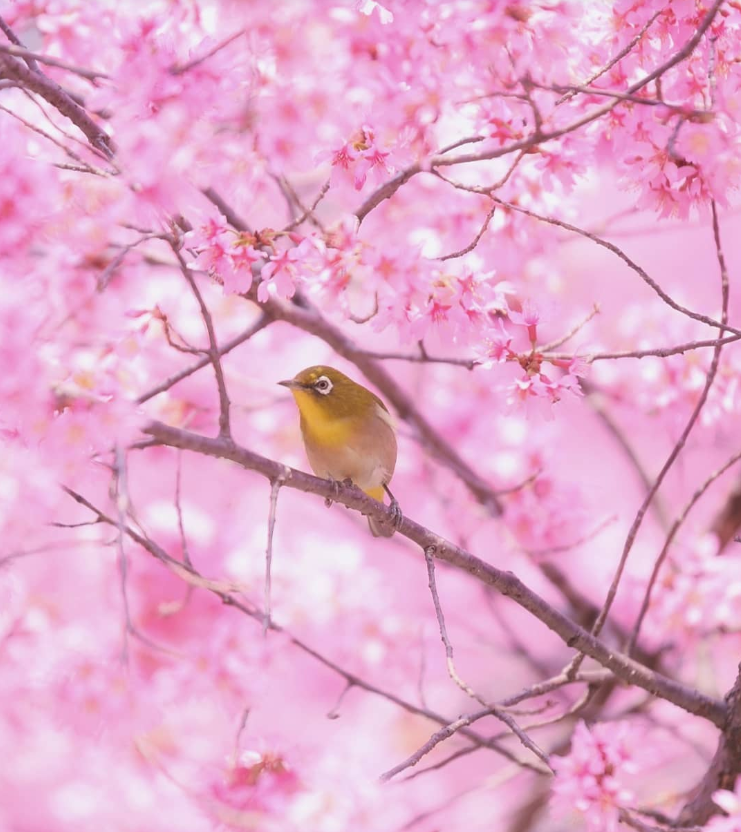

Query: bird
(279, 365), (400, 537)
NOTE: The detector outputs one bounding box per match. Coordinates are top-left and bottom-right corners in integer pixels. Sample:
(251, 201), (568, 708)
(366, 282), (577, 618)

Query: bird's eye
(314, 376), (333, 395)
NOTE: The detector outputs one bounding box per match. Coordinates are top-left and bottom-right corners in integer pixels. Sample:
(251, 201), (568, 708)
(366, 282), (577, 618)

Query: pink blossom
(508, 299), (542, 344)
(551, 721), (640, 832)
(258, 246), (302, 301)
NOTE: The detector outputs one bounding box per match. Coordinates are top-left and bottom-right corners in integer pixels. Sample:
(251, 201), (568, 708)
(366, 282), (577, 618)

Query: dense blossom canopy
(1, 0), (741, 830)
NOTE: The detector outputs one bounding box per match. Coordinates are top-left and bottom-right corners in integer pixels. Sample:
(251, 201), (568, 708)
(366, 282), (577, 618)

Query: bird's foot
(388, 497), (403, 531)
(325, 477), (355, 507)
(383, 484), (403, 531)
(325, 476), (341, 508)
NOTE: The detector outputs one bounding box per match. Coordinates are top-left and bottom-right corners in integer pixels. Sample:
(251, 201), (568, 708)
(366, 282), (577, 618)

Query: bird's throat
(291, 389), (354, 447)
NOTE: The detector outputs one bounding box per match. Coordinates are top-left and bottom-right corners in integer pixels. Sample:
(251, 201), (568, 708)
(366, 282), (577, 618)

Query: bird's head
(279, 365), (385, 420)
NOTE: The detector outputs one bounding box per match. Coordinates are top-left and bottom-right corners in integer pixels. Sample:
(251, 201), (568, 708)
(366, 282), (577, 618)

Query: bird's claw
(325, 477), (355, 507)
(325, 477), (341, 508)
(388, 498), (403, 531)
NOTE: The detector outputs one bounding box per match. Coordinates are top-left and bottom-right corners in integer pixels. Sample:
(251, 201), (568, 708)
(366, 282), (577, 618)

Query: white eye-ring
(314, 376), (333, 395)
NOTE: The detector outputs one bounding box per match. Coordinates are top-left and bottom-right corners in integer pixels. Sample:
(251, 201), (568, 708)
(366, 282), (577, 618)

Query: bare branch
(438, 201), (497, 261)
(0, 53), (113, 157)
(263, 474), (288, 636)
(628, 448), (741, 655)
(137, 313), (271, 404)
(555, 11), (663, 104)
(171, 246), (232, 437)
(422, 545), (552, 771)
(488, 196), (740, 338)
(60, 484), (534, 769)
(140, 419), (728, 727)
(679, 665), (741, 826)
(539, 304), (600, 352)
(283, 178), (331, 232)
(172, 29), (246, 75)
(0, 43), (108, 80)
(201, 187), (251, 232)
(578, 198), (730, 666)
(0, 15), (39, 72)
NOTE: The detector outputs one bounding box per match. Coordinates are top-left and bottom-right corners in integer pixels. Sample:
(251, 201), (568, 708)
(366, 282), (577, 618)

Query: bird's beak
(278, 379), (304, 390)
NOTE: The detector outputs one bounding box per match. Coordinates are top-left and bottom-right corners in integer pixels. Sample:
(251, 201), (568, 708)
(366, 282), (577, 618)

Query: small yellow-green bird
(279, 365), (400, 537)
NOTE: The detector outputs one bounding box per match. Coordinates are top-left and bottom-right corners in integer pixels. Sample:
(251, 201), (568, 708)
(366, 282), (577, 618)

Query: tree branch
(140, 419), (728, 727)
(0, 52), (113, 157)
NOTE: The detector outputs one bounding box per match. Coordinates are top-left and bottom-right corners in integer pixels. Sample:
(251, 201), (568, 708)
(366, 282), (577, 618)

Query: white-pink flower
(551, 721), (640, 832)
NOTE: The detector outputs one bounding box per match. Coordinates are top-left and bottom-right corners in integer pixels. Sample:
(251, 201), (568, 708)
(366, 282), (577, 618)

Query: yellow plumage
(279, 365), (399, 537)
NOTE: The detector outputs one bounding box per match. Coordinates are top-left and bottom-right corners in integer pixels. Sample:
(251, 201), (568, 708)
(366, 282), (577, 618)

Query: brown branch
(171, 29), (246, 75)
(0, 43), (108, 80)
(140, 419), (728, 727)
(488, 197), (741, 338)
(678, 665), (741, 826)
(61, 485), (531, 770)
(171, 246), (232, 437)
(381, 708), (499, 782)
(349, 349), (477, 369)
(421, 546), (552, 771)
(351, 333), (741, 371)
(399, 743), (481, 781)
(628, 447), (741, 655)
(283, 178), (331, 232)
(438, 201), (497, 261)
(0, 16), (39, 72)
(137, 313), (271, 404)
(581, 335), (741, 361)
(0, 53), (113, 157)
(555, 11), (662, 104)
(201, 187), (251, 233)
(579, 198), (730, 660)
(539, 304), (600, 352)
(263, 473), (287, 635)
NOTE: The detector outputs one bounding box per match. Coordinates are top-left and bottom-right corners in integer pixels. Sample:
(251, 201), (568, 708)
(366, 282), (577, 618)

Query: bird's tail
(365, 486), (394, 538)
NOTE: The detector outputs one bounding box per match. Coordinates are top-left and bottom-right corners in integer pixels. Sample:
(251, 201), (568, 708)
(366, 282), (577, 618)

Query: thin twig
(524, 514), (617, 558)
(556, 11), (662, 104)
(575, 199), (731, 671)
(0, 102), (106, 174)
(283, 178), (331, 232)
(60, 484), (535, 769)
(263, 474), (287, 636)
(422, 545), (552, 771)
(627, 447), (741, 653)
(141, 417), (728, 728)
(438, 201), (497, 261)
(137, 313), (272, 404)
(326, 682), (354, 719)
(172, 29), (246, 75)
(171, 246), (232, 437)
(488, 196), (741, 338)
(0, 43), (108, 80)
(399, 743), (481, 782)
(539, 304), (600, 352)
(0, 16), (39, 72)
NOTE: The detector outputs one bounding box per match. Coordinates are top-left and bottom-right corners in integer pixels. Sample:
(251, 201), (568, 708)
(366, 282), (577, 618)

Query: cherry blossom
(1, 0), (741, 829)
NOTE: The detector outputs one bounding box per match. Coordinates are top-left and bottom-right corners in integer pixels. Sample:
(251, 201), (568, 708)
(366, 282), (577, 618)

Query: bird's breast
(298, 406), (397, 493)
